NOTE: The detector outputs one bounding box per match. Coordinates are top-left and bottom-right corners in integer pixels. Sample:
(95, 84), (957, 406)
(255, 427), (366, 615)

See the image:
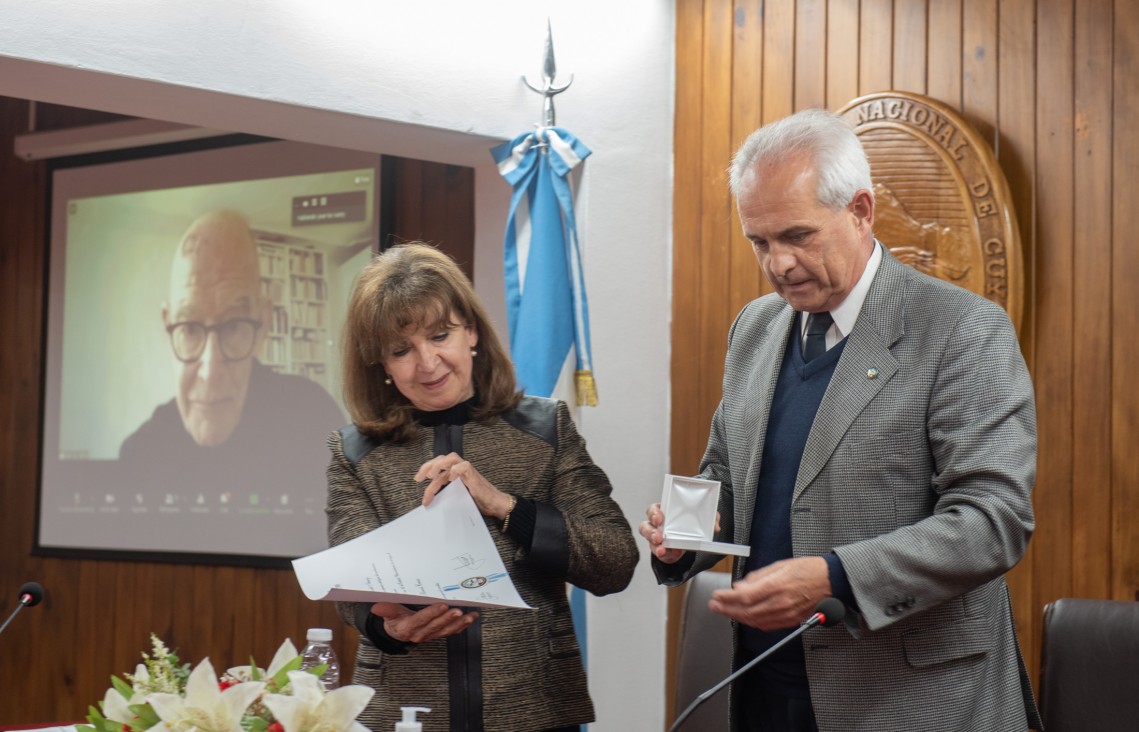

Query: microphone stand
(0, 598), (32, 637)
(669, 598), (844, 732)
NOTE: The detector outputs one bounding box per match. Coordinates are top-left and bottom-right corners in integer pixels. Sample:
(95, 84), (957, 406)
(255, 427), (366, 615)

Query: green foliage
(243, 715), (271, 732)
(270, 655), (305, 691)
(128, 702), (161, 730)
(79, 706), (115, 732)
(110, 675), (133, 701)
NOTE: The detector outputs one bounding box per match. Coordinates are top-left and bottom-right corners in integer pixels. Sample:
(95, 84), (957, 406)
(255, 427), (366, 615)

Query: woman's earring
(384, 376), (392, 385)
(471, 349), (478, 357)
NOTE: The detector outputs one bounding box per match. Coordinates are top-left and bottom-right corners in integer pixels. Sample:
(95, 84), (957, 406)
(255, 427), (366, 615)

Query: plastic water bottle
(299, 627), (340, 690)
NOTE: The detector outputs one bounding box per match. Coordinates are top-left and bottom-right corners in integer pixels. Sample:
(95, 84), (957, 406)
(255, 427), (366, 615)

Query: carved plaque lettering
(838, 92), (1023, 333)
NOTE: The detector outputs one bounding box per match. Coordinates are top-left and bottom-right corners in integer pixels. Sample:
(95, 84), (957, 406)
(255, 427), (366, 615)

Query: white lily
(262, 671), (374, 732)
(226, 638), (299, 683)
(148, 658), (265, 732)
(102, 664), (151, 725)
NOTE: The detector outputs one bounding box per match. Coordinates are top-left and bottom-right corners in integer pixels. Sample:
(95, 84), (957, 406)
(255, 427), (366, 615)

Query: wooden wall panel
(1112, 0), (1139, 602)
(665, 1), (708, 721)
(1070, 0), (1113, 601)
(0, 98), (474, 724)
(997, 0), (1042, 674)
(893, 0), (929, 93)
(730, 1), (765, 319)
(697, 0), (737, 450)
(963, 0), (999, 145)
(672, 0), (708, 479)
(763, 0), (797, 121)
(795, 0), (828, 108)
(859, 0), (894, 93)
(1029, 0), (1074, 679)
(826, 0), (861, 110)
(671, 0), (1139, 723)
(928, 0), (963, 108)
(382, 156), (475, 276)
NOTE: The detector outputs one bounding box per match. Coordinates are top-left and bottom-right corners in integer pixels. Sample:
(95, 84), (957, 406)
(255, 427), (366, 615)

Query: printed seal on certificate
(660, 474), (750, 557)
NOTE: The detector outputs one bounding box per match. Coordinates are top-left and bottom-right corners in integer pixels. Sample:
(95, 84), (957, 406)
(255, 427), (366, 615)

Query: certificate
(292, 479), (532, 609)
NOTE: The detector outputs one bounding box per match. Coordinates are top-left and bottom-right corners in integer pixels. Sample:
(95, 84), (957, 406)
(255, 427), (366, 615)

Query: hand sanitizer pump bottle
(395, 706), (430, 731)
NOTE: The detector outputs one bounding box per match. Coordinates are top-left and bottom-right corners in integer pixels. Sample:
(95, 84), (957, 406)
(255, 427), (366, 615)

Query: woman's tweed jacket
(326, 396), (638, 732)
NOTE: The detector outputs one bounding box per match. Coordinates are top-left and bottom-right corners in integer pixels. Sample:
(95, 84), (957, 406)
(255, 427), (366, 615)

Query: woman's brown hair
(341, 242), (522, 441)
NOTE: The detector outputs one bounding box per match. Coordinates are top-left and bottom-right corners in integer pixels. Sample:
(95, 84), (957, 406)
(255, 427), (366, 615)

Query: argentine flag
(491, 126), (597, 406)
(492, 126), (597, 691)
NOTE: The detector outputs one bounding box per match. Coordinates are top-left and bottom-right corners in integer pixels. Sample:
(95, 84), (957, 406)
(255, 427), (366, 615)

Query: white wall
(0, 1), (675, 728)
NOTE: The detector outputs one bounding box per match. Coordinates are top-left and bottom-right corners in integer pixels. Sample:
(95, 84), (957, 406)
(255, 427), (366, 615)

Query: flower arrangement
(78, 634), (373, 732)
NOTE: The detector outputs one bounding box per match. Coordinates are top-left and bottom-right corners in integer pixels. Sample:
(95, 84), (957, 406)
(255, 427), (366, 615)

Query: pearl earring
(384, 376), (392, 385)
(471, 349), (478, 357)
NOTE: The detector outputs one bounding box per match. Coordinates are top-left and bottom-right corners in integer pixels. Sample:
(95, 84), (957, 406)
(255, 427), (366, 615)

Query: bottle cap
(395, 706), (430, 732)
(306, 628), (333, 642)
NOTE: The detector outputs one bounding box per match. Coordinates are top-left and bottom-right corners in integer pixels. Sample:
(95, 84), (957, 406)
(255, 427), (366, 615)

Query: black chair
(1039, 597), (1139, 732)
(673, 571), (733, 732)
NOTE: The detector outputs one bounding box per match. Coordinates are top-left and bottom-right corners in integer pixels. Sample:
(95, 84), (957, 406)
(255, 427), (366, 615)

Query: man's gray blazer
(666, 247), (1042, 731)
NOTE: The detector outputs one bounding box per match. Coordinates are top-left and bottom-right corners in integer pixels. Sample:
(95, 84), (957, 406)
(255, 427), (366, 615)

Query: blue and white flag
(492, 126), (596, 686)
(491, 126), (597, 406)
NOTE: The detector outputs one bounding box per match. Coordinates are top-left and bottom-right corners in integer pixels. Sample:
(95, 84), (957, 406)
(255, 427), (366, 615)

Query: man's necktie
(803, 311), (833, 362)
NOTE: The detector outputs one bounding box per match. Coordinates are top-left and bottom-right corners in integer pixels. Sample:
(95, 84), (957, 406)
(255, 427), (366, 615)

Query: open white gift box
(660, 474), (750, 557)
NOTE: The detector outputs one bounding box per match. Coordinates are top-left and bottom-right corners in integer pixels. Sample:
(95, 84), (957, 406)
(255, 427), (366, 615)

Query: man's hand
(371, 602), (477, 644)
(638, 502), (688, 564)
(709, 556), (831, 630)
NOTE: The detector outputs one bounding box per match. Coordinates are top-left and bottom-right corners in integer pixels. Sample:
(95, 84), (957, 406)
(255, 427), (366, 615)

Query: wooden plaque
(837, 92), (1023, 334)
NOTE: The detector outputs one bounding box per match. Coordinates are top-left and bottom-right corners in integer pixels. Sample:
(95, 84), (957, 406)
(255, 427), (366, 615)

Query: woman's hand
(415, 453), (513, 520)
(371, 602), (477, 644)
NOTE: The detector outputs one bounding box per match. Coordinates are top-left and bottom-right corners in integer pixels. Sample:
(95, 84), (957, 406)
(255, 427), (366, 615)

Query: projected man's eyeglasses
(166, 318), (263, 363)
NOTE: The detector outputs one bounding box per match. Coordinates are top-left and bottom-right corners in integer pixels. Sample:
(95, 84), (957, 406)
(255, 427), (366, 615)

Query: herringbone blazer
(682, 247), (1041, 731)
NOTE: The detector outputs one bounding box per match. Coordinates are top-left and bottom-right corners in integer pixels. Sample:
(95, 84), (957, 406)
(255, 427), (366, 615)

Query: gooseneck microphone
(668, 597), (846, 732)
(0, 582), (46, 639)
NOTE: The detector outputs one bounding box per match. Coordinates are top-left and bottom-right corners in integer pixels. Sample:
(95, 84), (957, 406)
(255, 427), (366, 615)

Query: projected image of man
(163, 210), (267, 447)
(119, 210), (345, 540)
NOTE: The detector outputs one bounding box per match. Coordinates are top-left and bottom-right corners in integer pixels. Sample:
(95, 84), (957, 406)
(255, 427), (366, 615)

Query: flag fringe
(575, 370), (599, 407)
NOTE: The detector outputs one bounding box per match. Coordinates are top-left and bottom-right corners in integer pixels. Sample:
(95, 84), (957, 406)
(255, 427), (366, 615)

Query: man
(119, 210), (345, 553)
(641, 110), (1040, 731)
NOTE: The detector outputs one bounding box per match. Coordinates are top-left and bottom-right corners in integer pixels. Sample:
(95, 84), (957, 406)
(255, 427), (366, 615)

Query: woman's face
(381, 315), (479, 412)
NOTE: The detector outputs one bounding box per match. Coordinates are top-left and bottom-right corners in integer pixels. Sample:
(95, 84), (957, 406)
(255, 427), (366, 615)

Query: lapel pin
(867, 368), (879, 379)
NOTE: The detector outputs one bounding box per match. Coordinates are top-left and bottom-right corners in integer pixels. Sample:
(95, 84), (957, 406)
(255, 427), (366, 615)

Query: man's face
(163, 223), (267, 447)
(736, 151), (874, 313)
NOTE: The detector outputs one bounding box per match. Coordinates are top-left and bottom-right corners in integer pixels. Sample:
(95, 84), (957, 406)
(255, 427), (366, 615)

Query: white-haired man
(641, 110), (1040, 731)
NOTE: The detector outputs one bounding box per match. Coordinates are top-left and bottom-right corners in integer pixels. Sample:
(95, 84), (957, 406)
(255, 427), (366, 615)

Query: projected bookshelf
(256, 234), (329, 390)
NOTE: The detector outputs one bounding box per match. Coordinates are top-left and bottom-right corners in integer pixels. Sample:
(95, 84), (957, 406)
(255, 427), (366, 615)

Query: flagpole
(506, 23), (595, 728)
(522, 18), (573, 139)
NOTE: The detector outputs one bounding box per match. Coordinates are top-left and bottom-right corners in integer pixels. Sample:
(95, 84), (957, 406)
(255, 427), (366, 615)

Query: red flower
(267, 723), (284, 732)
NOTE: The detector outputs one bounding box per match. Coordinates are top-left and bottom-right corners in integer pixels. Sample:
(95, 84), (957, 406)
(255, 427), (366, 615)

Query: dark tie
(803, 311), (833, 362)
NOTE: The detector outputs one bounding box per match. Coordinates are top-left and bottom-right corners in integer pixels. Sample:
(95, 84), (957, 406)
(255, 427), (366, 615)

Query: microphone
(0, 582), (46, 638)
(668, 597), (845, 732)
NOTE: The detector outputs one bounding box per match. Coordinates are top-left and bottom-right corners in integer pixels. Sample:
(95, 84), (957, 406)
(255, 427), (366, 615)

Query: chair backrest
(673, 570), (733, 732)
(1039, 597), (1139, 732)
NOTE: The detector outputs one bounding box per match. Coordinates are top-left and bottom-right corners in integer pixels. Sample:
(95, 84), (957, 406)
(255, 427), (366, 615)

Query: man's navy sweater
(739, 324), (846, 696)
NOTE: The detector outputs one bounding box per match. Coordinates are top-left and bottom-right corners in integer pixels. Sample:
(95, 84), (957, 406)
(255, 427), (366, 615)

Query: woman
(327, 243), (638, 732)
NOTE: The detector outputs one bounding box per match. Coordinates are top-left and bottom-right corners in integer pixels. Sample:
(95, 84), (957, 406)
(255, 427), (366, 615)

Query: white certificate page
(292, 478), (532, 609)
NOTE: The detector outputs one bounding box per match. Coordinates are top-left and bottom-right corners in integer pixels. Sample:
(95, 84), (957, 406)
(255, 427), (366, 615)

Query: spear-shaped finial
(522, 18), (573, 128)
